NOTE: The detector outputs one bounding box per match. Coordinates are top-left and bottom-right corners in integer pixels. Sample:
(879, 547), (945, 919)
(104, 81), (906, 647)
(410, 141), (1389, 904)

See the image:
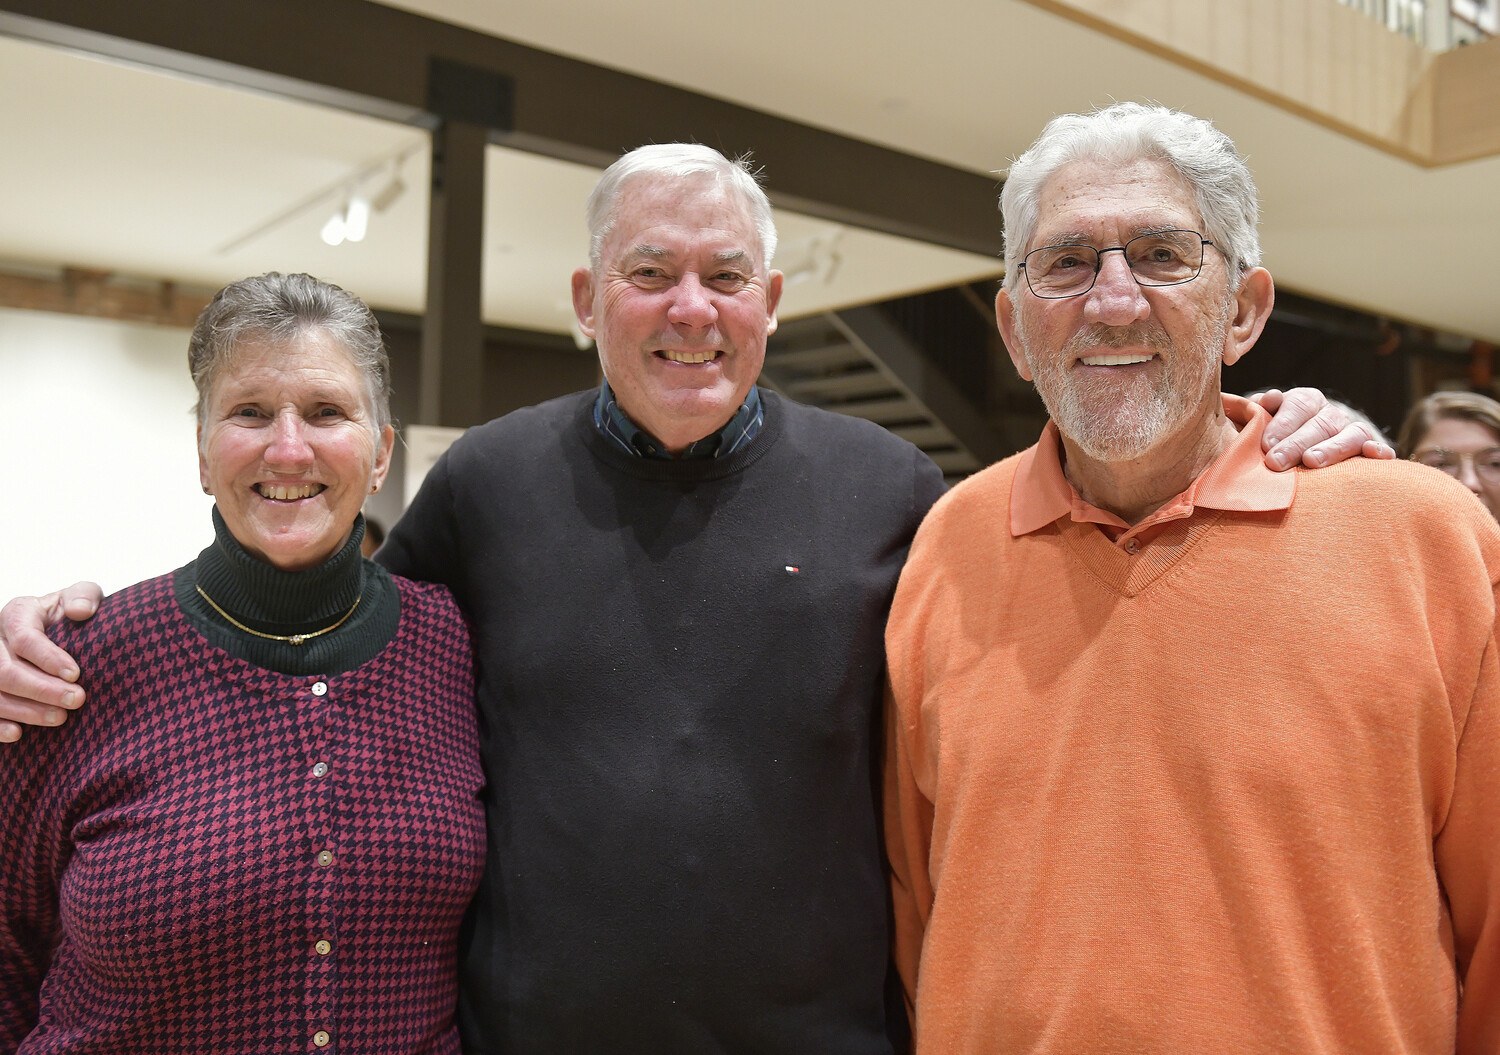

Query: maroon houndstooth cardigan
(0, 570), (484, 1053)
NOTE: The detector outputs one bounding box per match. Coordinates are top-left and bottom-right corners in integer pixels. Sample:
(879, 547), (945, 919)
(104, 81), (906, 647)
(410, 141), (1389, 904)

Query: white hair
(1000, 102), (1260, 291)
(585, 143), (778, 272)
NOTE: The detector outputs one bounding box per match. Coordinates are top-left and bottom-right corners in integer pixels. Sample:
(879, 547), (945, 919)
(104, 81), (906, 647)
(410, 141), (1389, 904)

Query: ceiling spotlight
(320, 210), (346, 246)
(343, 197), (370, 242)
(215, 136), (425, 256)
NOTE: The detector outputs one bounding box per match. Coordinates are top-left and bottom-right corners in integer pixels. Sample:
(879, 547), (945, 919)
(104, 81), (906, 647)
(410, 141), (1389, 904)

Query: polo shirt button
(315, 939), (332, 955)
(1125, 538), (1140, 554)
(311, 681), (328, 697)
(313, 1029), (330, 1047)
(316, 850), (333, 867)
(312, 762), (329, 778)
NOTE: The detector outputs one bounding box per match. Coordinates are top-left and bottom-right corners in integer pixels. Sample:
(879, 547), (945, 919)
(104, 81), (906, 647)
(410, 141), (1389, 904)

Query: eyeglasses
(1412, 446), (1500, 483)
(1017, 229), (1216, 299)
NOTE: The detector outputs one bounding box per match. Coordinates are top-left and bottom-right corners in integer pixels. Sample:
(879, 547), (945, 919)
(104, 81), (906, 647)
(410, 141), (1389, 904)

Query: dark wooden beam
(419, 118), (487, 428)
(0, 0), (1004, 257)
(0, 265), (214, 327)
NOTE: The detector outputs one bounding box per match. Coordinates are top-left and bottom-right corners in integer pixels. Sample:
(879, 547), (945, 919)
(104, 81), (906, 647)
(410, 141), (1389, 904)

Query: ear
(763, 270), (785, 337)
(197, 424), (212, 494)
(995, 285), (1033, 382)
(369, 424), (396, 494)
(571, 267), (597, 338)
(1222, 267), (1274, 367)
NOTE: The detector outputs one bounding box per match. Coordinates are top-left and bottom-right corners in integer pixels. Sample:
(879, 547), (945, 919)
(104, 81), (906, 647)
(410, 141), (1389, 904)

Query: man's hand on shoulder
(0, 583), (102, 742)
(1252, 387), (1396, 471)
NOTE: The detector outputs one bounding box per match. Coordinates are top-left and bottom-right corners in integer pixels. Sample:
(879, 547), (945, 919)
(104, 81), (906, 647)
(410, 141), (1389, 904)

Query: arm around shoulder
(0, 584), (103, 741)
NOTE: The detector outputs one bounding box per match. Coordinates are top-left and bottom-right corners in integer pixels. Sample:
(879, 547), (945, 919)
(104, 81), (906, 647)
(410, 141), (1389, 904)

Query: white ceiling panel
(0, 32), (1001, 338)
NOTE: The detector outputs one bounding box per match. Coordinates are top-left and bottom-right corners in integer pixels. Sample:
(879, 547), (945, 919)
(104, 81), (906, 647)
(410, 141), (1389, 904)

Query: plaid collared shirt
(592, 381), (763, 459)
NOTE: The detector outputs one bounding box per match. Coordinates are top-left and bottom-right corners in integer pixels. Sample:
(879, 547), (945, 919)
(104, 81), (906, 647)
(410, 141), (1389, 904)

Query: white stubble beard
(1016, 297), (1234, 462)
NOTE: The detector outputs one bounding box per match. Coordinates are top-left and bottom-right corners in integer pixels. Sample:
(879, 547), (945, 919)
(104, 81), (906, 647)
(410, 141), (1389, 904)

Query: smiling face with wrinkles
(571, 174), (784, 453)
(997, 157), (1270, 462)
(197, 329), (394, 571)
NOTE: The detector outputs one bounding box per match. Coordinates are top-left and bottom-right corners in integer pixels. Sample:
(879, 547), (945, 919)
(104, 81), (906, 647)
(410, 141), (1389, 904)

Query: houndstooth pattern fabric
(0, 571), (485, 1054)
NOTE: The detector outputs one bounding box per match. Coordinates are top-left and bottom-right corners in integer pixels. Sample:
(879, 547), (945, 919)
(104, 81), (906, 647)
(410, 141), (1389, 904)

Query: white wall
(0, 307), (213, 599)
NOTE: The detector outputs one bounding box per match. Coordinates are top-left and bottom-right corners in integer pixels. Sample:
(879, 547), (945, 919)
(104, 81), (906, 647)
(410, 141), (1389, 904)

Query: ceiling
(0, 32), (1000, 336)
(379, 0), (1500, 344)
(1, 0), (1496, 341)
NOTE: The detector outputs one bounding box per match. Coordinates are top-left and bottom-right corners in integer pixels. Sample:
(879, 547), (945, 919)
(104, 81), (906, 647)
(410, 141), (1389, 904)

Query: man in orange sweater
(885, 102), (1500, 1054)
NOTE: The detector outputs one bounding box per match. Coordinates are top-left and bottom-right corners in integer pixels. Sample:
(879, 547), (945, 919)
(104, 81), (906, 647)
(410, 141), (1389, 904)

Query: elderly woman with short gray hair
(0, 272), (483, 1053)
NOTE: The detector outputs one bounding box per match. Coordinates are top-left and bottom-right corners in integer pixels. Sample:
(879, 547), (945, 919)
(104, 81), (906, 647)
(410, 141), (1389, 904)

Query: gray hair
(189, 272), (391, 431)
(1000, 102), (1260, 291)
(585, 143), (778, 272)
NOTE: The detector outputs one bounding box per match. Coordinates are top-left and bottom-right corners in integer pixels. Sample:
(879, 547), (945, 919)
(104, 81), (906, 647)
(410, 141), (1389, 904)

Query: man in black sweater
(0, 145), (1386, 1053)
(374, 146), (945, 1052)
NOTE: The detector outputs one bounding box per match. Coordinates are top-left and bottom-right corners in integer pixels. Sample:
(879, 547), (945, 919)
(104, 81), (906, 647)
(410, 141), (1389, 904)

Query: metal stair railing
(762, 306), (1007, 484)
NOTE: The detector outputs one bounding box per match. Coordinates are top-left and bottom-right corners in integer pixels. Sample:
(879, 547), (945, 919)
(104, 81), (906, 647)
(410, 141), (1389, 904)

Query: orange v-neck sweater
(885, 404), (1500, 1054)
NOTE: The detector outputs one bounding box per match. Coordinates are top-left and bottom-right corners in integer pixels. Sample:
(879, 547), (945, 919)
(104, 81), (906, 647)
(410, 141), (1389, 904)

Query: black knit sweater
(380, 390), (945, 1054)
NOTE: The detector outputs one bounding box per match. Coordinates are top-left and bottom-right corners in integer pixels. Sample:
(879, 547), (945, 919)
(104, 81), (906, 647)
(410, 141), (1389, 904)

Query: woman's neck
(194, 507), (364, 633)
(175, 507), (401, 677)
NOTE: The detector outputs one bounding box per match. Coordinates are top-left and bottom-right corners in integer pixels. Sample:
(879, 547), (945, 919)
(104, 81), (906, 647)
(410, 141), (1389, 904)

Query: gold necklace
(195, 584), (361, 646)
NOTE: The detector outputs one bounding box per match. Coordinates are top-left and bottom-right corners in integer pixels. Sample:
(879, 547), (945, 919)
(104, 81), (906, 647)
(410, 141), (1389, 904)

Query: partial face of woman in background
(1410, 415), (1500, 521)
(197, 327), (394, 571)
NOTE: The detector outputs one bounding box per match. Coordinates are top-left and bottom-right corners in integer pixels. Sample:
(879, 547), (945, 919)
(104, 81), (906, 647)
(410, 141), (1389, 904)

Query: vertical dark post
(418, 57), (514, 427)
(419, 117), (487, 427)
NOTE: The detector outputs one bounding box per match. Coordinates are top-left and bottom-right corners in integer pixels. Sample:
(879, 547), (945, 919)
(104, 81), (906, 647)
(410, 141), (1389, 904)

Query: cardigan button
(316, 850), (333, 867)
(313, 1029), (331, 1047)
(311, 681), (328, 697)
(315, 939), (332, 955)
(312, 762), (329, 778)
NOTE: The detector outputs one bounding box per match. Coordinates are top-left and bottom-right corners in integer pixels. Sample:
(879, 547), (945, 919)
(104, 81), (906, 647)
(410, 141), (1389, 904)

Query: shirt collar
(1010, 393), (1297, 537)
(592, 381), (764, 460)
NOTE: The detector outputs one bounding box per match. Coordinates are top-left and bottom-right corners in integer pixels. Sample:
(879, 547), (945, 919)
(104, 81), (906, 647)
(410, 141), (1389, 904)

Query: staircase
(761, 304), (1008, 485)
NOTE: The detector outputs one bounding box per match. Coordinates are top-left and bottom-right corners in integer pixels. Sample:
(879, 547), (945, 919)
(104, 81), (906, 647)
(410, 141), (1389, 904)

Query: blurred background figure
(1397, 391), (1500, 521)
(362, 514), (387, 558)
(1328, 400), (1389, 448)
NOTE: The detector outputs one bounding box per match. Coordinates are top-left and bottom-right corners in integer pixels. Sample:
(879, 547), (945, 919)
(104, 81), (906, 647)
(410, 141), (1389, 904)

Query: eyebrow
(625, 246), (752, 264)
(217, 384), (360, 404)
(1035, 224), (1192, 249)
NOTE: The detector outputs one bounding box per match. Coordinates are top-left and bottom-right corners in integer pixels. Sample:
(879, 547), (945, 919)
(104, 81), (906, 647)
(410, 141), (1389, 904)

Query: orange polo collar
(1010, 394), (1297, 539)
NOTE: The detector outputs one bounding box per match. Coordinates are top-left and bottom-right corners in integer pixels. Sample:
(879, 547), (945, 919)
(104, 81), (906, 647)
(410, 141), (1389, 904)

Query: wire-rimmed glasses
(1017, 229), (1216, 299)
(1412, 446), (1500, 483)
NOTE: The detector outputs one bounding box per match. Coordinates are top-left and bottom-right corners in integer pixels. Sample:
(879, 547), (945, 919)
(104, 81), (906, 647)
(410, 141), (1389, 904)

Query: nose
(667, 272), (718, 328)
(1458, 458), (1483, 495)
(264, 411), (315, 468)
(1082, 248), (1150, 327)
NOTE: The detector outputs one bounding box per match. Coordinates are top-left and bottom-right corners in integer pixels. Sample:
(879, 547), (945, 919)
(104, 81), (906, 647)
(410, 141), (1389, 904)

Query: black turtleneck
(173, 508), (401, 676)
